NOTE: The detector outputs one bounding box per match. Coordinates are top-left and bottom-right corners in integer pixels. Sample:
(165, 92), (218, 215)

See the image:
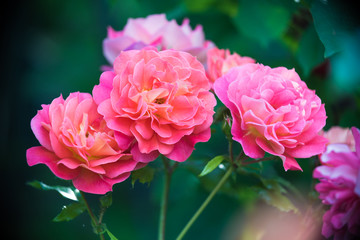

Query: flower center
(154, 98), (166, 104)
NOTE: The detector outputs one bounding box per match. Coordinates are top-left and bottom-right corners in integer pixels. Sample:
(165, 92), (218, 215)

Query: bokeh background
(2, 0), (360, 239)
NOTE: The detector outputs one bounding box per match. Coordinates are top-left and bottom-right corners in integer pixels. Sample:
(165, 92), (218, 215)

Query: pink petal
(165, 137), (194, 162)
(351, 127), (360, 158)
(26, 146), (79, 180)
(213, 72), (235, 111)
(255, 137), (285, 155)
(103, 35), (135, 64)
(286, 135), (327, 158)
(72, 169), (113, 194)
(30, 107), (52, 151)
(102, 158), (138, 178)
(281, 156), (302, 171)
(49, 131), (73, 158)
(131, 143), (159, 163)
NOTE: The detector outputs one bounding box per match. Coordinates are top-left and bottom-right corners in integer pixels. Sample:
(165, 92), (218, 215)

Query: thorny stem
(80, 191), (105, 240)
(159, 157), (178, 240)
(176, 166), (233, 240)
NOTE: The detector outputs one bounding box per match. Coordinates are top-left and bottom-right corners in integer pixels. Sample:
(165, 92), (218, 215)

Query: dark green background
(3, 0), (359, 239)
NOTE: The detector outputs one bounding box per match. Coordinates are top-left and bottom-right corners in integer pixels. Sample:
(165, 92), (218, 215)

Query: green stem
(176, 166), (233, 240)
(158, 158), (177, 240)
(228, 140), (234, 163)
(241, 156), (276, 166)
(80, 191), (105, 240)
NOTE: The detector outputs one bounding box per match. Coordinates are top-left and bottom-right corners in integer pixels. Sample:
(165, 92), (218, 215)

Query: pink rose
(93, 49), (216, 162)
(103, 14), (214, 65)
(26, 92), (141, 194)
(206, 47), (255, 85)
(313, 127), (360, 239)
(321, 126), (356, 151)
(214, 63), (327, 171)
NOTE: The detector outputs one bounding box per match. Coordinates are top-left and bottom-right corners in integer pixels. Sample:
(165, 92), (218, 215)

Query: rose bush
(103, 14), (214, 65)
(214, 63), (327, 171)
(26, 92), (141, 194)
(93, 48), (216, 162)
(313, 127), (360, 239)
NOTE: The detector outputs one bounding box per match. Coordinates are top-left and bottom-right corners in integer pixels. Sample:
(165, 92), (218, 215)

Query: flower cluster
(27, 15), (217, 194)
(27, 13), (328, 207)
(313, 127), (360, 239)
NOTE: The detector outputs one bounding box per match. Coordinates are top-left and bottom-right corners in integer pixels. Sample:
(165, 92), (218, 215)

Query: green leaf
(131, 166), (155, 187)
(311, 0), (358, 58)
(105, 229), (119, 240)
(199, 155), (225, 177)
(53, 202), (86, 222)
(296, 24), (325, 76)
(184, 0), (215, 12)
(256, 179), (298, 213)
(330, 32), (360, 92)
(27, 180), (80, 201)
(233, 0), (291, 47)
(100, 192), (113, 208)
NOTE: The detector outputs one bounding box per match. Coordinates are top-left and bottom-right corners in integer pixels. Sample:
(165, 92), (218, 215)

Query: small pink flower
(93, 49), (216, 162)
(321, 126), (356, 151)
(206, 47), (255, 85)
(26, 92), (141, 194)
(313, 127), (360, 239)
(103, 14), (214, 65)
(214, 63), (327, 171)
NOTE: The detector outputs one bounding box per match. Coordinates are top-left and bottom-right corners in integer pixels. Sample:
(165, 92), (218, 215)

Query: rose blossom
(103, 14), (214, 65)
(206, 47), (255, 85)
(214, 63), (327, 171)
(313, 127), (360, 239)
(321, 126), (356, 151)
(26, 92), (141, 194)
(93, 49), (216, 162)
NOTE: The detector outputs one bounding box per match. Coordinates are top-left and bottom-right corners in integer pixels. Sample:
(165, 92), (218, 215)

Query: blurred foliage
(3, 0), (360, 239)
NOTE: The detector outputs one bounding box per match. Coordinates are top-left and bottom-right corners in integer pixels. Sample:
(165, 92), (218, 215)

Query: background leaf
(199, 155), (225, 177)
(106, 229), (119, 240)
(100, 192), (113, 208)
(256, 179), (298, 213)
(296, 23), (324, 76)
(311, 0), (359, 58)
(131, 166), (156, 187)
(53, 202), (86, 222)
(27, 180), (80, 201)
(233, 0), (291, 47)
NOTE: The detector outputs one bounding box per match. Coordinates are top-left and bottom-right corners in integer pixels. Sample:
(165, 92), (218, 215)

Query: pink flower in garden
(26, 92), (141, 194)
(206, 47), (255, 85)
(103, 14), (214, 65)
(321, 126), (356, 151)
(93, 49), (216, 162)
(313, 127), (360, 239)
(213, 63), (327, 171)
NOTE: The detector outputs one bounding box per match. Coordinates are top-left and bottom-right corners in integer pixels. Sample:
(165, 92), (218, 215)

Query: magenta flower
(313, 127), (360, 239)
(103, 14), (214, 65)
(93, 49), (216, 162)
(26, 92), (141, 194)
(213, 63), (327, 171)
